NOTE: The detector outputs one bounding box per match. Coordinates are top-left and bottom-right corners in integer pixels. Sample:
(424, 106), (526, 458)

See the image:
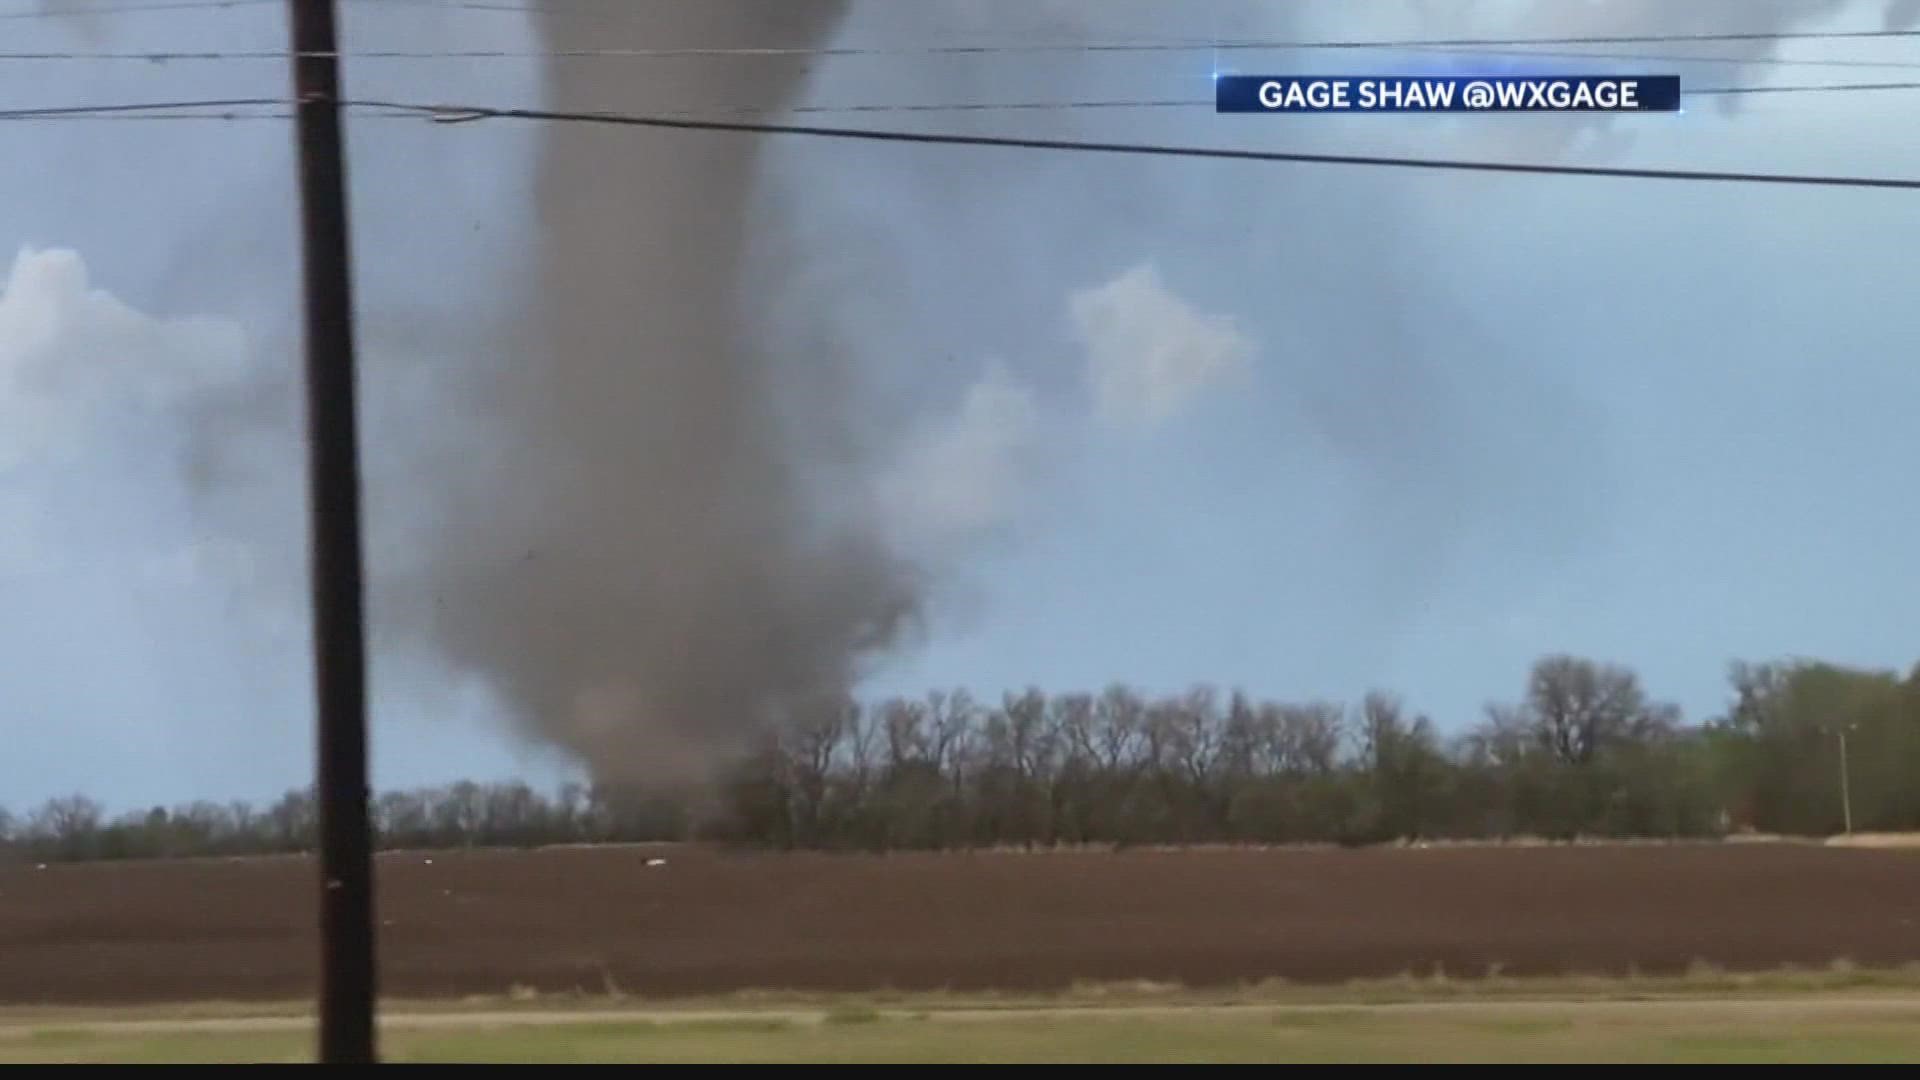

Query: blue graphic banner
(1215, 75), (1682, 114)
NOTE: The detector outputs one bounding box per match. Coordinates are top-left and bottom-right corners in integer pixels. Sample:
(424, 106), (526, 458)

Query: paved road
(8, 995), (1920, 1038)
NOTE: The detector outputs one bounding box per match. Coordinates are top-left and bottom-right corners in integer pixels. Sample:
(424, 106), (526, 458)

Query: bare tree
(1274, 702), (1345, 775)
(926, 690), (976, 778)
(880, 697), (930, 770)
(555, 782), (589, 838)
(1093, 685), (1147, 772)
(29, 795), (104, 860)
(1464, 704), (1534, 768)
(1523, 655), (1676, 765)
(376, 790), (429, 847)
(265, 788), (317, 851)
(783, 698), (851, 843)
(1355, 691), (1443, 840)
(1218, 691), (1261, 780)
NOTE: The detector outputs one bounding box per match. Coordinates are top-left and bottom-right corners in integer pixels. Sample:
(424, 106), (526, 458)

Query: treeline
(6, 654), (1920, 863)
(0, 782), (690, 864)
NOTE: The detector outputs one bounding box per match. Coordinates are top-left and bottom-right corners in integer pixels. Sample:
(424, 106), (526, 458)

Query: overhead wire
(9, 26), (1920, 61)
(333, 99), (1920, 192)
(0, 0), (275, 19)
(1401, 44), (1920, 72)
(6, 0), (1920, 65)
(3, 5), (1915, 186)
(4, 95), (1913, 191)
(8, 75), (1920, 123)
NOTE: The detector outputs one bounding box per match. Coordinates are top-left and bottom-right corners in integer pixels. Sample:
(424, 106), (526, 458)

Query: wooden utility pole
(287, 0), (377, 1063)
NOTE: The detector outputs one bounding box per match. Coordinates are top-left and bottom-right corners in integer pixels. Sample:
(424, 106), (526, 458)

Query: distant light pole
(1839, 726), (1854, 836)
(1823, 722), (1857, 836)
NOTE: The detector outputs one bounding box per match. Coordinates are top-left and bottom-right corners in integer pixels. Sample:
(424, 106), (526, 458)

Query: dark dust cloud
(391, 0), (924, 788)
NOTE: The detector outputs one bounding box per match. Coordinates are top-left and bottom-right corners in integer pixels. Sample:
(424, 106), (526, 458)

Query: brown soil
(3, 844), (1919, 1005)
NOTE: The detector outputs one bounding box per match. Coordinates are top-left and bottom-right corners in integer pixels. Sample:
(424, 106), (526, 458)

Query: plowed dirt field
(5, 844), (1919, 1004)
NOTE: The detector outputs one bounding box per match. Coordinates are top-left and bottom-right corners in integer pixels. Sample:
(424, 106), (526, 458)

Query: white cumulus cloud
(0, 246), (246, 471)
(1068, 262), (1253, 429)
(876, 266), (1259, 561)
(876, 360), (1040, 555)
(0, 247), (250, 579)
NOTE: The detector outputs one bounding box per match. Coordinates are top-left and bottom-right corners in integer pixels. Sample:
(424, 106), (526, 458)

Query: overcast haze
(2, 0), (1917, 809)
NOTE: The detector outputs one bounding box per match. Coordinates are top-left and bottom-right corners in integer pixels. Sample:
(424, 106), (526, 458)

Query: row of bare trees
(719, 655), (1718, 849)
(5, 654), (1917, 862)
(0, 782), (689, 864)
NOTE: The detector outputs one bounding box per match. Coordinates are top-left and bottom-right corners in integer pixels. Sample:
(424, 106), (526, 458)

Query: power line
(13, 47), (1920, 76)
(14, 0), (1918, 75)
(0, 96), (286, 117)
(329, 0), (1920, 74)
(0, 0), (680, 20)
(7, 0), (1919, 68)
(1413, 45), (1920, 72)
(331, 1), (1920, 64)
(766, 26), (1920, 54)
(0, 110), (283, 118)
(0, 0), (277, 18)
(1701, 79), (1920, 97)
(471, 79), (1920, 116)
(726, 80), (1920, 109)
(11, 26), (1920, 61)
(349, 97), (1920, 191)
(358, 0), (637, 12)
(9, 78), (1920, 124)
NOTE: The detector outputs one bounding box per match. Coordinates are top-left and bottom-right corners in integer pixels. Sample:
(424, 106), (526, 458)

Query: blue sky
(2, 1), (1918, 809)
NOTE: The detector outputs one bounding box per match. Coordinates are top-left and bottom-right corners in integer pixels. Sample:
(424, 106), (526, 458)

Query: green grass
(0, 1030), (311, 1065)
(8, 1000), (1920, 1063)
(10, 958), (1917, 1030)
